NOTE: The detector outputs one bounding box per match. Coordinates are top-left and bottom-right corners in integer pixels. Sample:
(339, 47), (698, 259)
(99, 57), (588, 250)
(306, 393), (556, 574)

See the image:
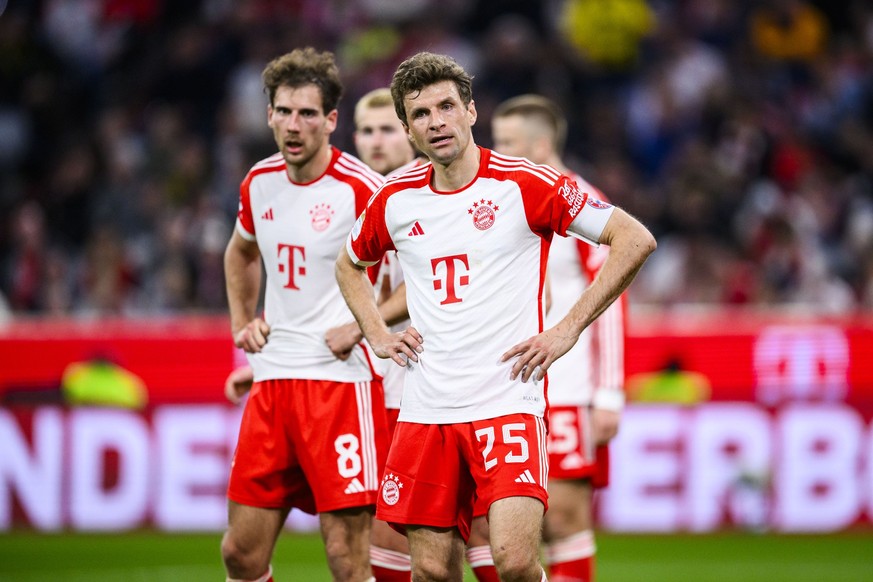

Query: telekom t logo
(277, 244), (306, 289)
(431, 254), (470, 305)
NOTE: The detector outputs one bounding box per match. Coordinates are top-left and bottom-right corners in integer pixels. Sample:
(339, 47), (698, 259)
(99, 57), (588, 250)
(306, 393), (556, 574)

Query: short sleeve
(236, 174), (256, 241)
(346, 189), (395, 267)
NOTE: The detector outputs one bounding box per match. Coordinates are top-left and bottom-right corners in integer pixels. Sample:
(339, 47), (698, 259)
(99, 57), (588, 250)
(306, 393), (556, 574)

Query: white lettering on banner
(154, 406), (230, 531)
(600, 404), (872, 532)
(0, 408), (63, 530)
(600, 407), (684, 531)
(775, 405), (864, 531)
(1, 404), (871, 532)
(687, 403), (771, 532)
(70, 409), (150, 530)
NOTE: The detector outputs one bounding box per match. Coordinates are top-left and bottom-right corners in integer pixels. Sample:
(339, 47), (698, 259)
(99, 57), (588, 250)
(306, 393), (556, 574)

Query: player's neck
(431, 143), (481, 192)
(286, 144), (333, 183)
(545, 153), (569, 175)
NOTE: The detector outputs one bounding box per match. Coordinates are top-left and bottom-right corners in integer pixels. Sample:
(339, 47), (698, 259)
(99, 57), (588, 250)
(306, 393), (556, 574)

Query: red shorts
(385, 407), (401, 438)
(228, 378), (390, 514)
(377, 413), (548, 540)
(547, 405), (610, 488)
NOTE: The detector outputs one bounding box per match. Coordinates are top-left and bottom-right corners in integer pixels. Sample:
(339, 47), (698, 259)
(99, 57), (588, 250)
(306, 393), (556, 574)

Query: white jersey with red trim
(346, 147), (615, 424)
(237, 147), (385, 382)
(379, 157), (426, 409)
(377, 251), (406, 409)
(546, 174), (627, 411)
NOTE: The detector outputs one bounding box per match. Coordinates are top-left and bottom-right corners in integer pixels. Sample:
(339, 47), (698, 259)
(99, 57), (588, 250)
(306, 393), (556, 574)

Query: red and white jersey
(377, 251), (406, 409)
(379, 157), (426, 409)
(237, 147), (384, 382)
(346, 147), (614, 424)
(545, 174), (627, 411)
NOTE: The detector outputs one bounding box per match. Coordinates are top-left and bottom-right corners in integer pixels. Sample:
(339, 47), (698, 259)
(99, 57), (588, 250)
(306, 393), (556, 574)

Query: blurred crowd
(2, 0), (873, 317)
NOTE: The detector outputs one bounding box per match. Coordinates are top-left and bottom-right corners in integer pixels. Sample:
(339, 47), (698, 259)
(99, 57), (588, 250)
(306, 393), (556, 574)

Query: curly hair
(262, 47), (343, 113)
(390, 52), (473, 124)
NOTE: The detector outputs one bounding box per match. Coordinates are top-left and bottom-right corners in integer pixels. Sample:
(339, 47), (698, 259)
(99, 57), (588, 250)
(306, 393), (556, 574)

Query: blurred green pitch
(1, 531), (871, 581)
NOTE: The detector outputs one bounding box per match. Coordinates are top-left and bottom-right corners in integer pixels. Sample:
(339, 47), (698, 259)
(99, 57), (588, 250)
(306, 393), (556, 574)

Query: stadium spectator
(2, 2), (873, 313)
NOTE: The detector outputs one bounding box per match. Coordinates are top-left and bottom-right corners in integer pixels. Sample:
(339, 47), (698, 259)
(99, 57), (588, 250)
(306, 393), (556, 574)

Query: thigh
(543, 478), (593, 541)
(225, 500), (291, 558)
(294, 379), (390, 512)
(408, 525), (465, 582)
(488, 496), (545, 560)
(320, 507), (375, 581)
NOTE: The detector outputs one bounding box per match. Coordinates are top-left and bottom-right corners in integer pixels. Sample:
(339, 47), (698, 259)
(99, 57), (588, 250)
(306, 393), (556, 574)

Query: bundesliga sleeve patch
(586, 197), (613, 210)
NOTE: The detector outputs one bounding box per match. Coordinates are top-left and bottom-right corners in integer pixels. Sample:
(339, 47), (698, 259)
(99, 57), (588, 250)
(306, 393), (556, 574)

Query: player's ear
(325, 109), (339, 133)
(468, 100), (477, 126)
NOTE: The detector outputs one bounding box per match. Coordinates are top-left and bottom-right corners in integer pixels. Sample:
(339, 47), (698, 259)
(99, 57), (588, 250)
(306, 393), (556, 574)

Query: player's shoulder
(331, 148), (385, 192)
(568, 171), (609, 203)
(381, 158), (431, 193)
(486, 150), (564, 187)
(245, 153), (286, 180)
(385, 157), (429, 180)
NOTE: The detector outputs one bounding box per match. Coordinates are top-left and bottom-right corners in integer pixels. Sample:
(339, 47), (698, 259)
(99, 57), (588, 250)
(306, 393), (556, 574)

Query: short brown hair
(390, 52), (473, 124)
(354, 88), (394, 127)
(262, 47), (343, 113)
(493, 94), (568, 154)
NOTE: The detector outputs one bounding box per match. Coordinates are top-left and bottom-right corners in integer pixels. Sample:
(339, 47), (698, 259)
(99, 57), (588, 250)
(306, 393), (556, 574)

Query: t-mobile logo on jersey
(431, 254), (469, 305)
(277, 243), (306, 289)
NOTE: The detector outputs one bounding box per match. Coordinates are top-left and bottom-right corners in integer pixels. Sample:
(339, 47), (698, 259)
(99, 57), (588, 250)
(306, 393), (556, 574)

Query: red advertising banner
(1, 312), (871, 532)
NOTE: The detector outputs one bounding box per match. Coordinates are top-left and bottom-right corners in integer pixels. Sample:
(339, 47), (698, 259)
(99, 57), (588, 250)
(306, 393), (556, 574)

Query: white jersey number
(475, 422), (530, 471)
(548, 410), (579, 455)
(334, 433), (362, 478)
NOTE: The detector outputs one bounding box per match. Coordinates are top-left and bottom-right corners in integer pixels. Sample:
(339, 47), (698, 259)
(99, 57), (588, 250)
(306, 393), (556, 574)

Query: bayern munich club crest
(468, 199), (499, 231)
(381, 473), (404, 506)
(309, 203), (334, 231)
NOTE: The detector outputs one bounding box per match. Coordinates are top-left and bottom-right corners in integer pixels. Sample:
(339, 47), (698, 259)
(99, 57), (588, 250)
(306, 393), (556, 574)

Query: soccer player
(221, 48), (389, 582)
(465, 94), (628, 582)
(335, 52), (656, 581)
(325, 87), (420, 581)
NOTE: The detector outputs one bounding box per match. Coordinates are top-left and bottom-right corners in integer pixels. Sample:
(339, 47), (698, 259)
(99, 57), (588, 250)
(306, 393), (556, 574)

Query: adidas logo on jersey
(408, 221), (425, 237)
(515, 469), (536, 484)
(261, 208), (274, 220)
(344, 478), (366, 494)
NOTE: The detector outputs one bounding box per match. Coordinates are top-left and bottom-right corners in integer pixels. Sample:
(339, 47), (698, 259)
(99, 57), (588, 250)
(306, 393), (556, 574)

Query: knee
(412, 556), (457, 582)
(492, 546), (540, 582)
(221, 532), (268, 578)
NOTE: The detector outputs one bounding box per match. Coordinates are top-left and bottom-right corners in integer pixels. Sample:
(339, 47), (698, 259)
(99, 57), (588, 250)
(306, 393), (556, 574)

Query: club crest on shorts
(381, 473), (404, 506)
(467, 199), (499, 231)
(309, 203), (334, 231)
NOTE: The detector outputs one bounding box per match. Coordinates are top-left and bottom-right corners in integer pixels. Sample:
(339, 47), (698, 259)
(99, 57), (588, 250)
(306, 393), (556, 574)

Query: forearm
(336, 251), (391, 344)
(562, 210), (655, 338)
(224, 240), (262, 334)
(378, 282), (409, 328)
